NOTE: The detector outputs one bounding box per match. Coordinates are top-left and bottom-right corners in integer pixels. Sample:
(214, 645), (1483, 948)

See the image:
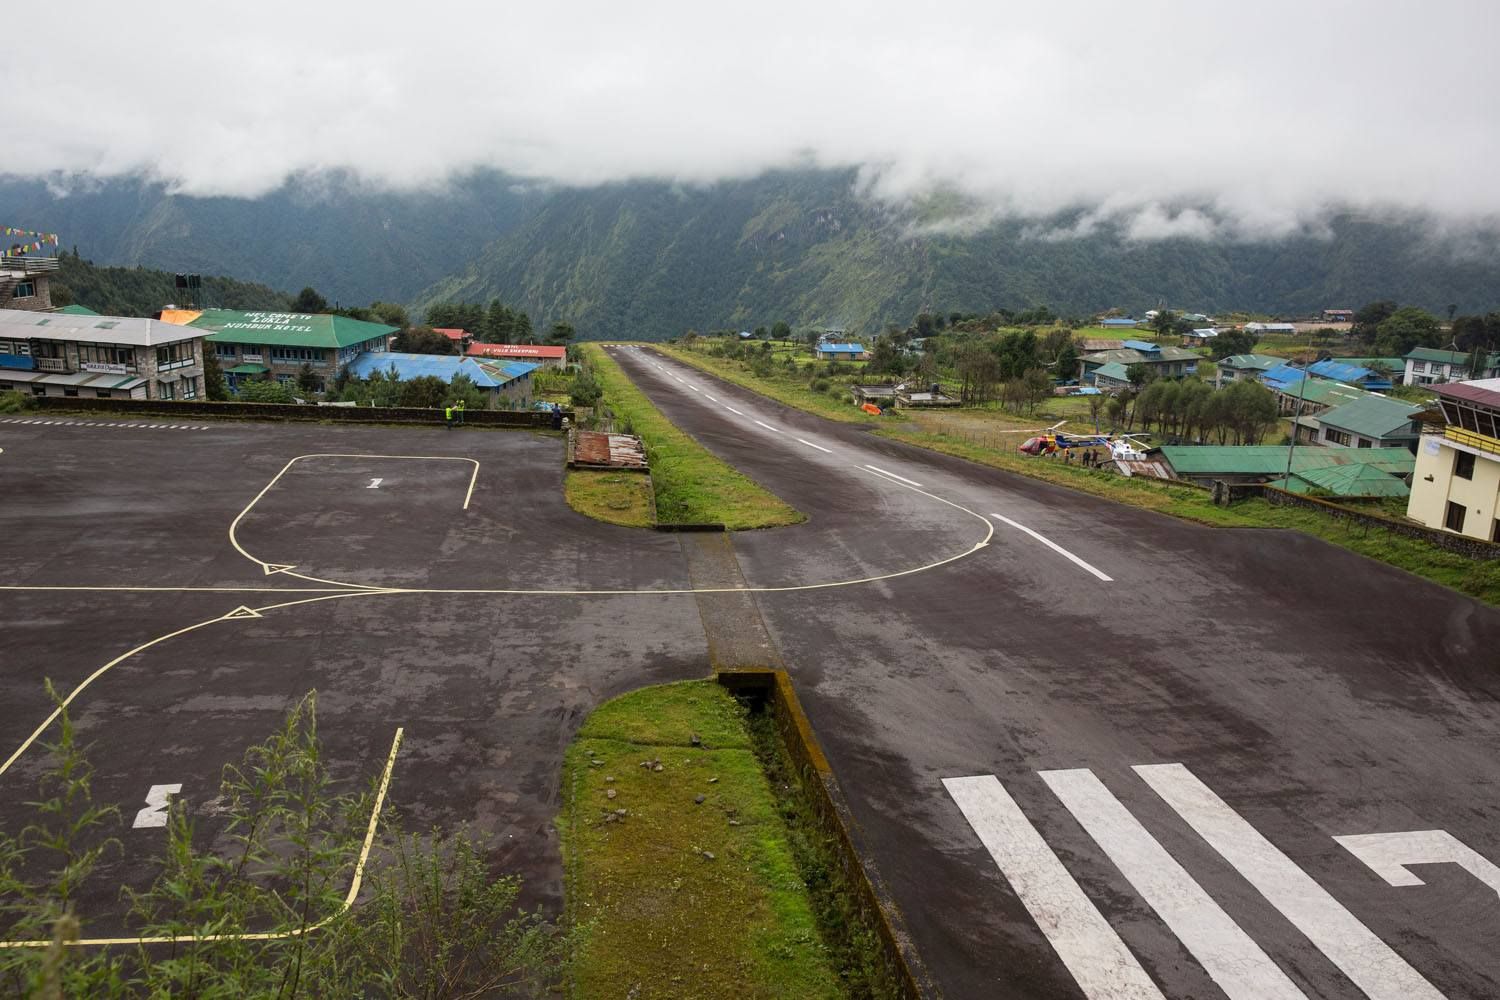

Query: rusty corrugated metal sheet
(573, 430), (647, 469)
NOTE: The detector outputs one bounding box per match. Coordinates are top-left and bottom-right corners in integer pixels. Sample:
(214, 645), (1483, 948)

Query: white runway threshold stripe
(991, 514), (1112, 581)
(1040, 769), (1307, 1000)
(1134, 763), (1444, 1000)
(943, 775), (1166, 1000)
(864, 464), (922, 488)
(797, 437), (833, 454)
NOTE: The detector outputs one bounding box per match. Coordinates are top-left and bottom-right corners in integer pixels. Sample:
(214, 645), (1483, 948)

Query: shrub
(0, 390), (30, 413)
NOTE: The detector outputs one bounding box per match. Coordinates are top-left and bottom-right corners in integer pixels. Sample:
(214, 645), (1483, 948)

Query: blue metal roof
(1307, 359), (1374, 383)
(345, 351), (538, 388)
(1121, 340), (1161, 353)
(1261, 364), (1305, 388)
(1100, 318), (1139, 327)
(819, 343), (866, 353)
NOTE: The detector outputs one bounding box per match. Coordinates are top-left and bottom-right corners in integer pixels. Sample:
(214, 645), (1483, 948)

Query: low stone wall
(717, 668), (937, 1000)
(26, 395), (565, 428)
(1262, 486), (1500, 560)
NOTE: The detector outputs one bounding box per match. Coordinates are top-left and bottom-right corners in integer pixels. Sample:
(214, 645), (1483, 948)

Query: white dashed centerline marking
(688, 385), (700, 393)
(725, 406), (745, 416)
(705, 394), (719, 402)
(990, 514), (1112, 581)
(864, 465), (923, 488)
(797, 438), (833, 454)
(753, 420), (777, 432)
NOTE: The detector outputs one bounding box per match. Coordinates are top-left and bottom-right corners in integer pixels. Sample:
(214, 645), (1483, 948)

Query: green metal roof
(1405, 346), (1500, 366)
(1330, 357), (1403, 371)
(1158, 445), (1415, 477)
(1093, 362), (1132, 381)
(1083, 346), (1201, 366)
(1219, 354), (1284, 370)
(56, 303), (100, 316)
(1278, 463), (1410, 498)
(192, 309), (396, 349)
(225, 362), (270, 374)
(1315, 395), (1423, 440)
(1270, 378), (1371, 408)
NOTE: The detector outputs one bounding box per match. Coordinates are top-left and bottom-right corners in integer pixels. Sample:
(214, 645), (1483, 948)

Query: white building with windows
(0, 309), (206, 400)
(1402, 347), (1500, 386)
(1407, 379), (1500, 543)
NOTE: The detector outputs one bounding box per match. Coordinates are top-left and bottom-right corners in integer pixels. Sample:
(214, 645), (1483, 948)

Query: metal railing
(34, 357), (71, 373)
(1447, 425), (1500, 457)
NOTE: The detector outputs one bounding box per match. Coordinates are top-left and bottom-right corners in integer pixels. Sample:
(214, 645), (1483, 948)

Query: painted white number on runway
(133, 784), (182, 828)
(367, 478), (383, 489)
(947, 764), (1449, 1000)
(1337, 829), (1500, 900)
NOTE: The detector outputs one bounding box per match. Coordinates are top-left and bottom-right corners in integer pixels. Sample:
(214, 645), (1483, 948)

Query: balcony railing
(1446, 425), (1500, 457)
(0, 255), (60, 274)
(34, 357), (71, 373)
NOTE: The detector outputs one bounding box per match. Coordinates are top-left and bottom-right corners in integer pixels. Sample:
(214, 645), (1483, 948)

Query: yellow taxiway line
(0, 725), (404, 949)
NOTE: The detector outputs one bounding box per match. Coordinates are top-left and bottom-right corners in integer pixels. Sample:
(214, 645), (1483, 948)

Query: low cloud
(7, 0), (1498, 240)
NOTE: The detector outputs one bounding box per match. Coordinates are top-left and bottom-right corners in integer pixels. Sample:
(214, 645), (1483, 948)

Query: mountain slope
(418, 171), (1500, 337)
(0, 171), (538, 305)
(6, 168), (1498, 336)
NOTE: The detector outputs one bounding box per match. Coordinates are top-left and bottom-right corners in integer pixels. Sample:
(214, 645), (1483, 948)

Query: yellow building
(1406, 379), (1500, 542)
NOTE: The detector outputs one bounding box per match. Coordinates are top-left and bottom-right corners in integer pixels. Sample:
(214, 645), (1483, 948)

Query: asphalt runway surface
(604, 347), (1500, 1000)
(2, 368), (1499, 999)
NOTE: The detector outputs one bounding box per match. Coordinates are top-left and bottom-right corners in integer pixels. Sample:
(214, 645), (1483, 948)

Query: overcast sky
(9, 0), (1498, 238)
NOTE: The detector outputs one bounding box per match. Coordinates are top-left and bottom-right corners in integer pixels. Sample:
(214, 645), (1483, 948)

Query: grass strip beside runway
(560, 680), (843, 1000)
(564, 469), (656, 528)
(583, 344), (803, 528)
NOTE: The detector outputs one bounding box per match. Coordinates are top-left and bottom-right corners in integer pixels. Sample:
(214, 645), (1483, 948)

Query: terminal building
(1407, 379), (1500, 542)
(0, 308), (206, 399)
(164, 309), (396, 394)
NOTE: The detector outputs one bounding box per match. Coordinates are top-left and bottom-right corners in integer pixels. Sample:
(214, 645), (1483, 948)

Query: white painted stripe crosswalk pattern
(1040, 768), (1306, 1000)
(0, 417), (213, 430)
(943, 775), (1165, 999)
(948, 764), (1449, 1000)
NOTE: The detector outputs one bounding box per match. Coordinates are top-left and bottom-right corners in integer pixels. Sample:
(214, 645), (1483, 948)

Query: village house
(1403, 347), (1500, 386)
(1291, 394), (1425, 452)
(1078, 341), (1199, 383)
(0, 308), (206, 400)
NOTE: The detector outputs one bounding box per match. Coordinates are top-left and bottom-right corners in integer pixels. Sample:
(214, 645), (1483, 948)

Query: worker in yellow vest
(444, 404), (454, 429)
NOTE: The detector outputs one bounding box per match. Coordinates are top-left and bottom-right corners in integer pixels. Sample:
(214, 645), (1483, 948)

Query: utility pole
(1282, 345), (1313, 490)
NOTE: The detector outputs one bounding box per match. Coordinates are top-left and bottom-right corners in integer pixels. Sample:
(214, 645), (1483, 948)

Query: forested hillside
(0, 171), (538, 305)
(6, 168), (1499, 336)
(418, 171), (1500, 338)
(48, 252), (291, 317)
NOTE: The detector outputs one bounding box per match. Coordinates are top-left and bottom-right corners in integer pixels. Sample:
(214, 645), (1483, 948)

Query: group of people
(1054, 447), (1106, 467)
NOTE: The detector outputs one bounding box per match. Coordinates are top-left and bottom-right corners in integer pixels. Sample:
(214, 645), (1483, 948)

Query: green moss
(561, 681), (843, 1000)
(583, 344), (802, 529)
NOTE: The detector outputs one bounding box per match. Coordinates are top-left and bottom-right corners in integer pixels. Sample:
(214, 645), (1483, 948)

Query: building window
(215, 343), (239, 359)
(1444, 501), (1467, 533)
(1357, 438), (1372, 448)
(13, 281), (35, 298)
(77, 342), (137, 370)
(180, 375), (199, 399)
(96, 390), (112, 399)
(156, 341), (195, 371)
(158, 380), (176, 401)
(64, 388), (78, 397)
(1455, 450), (1476, 480)
(1325, 428), (1352, 446)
